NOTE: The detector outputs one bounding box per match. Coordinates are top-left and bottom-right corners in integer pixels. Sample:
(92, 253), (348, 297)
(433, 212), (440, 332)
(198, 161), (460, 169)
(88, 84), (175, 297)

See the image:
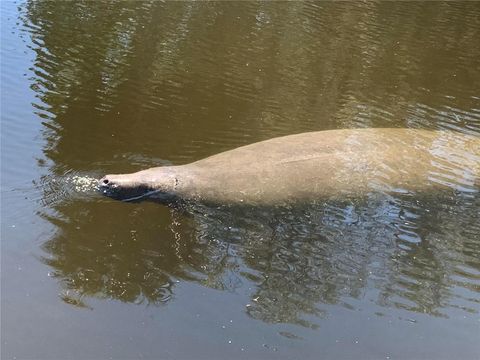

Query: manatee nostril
(103, 179), (109, 185)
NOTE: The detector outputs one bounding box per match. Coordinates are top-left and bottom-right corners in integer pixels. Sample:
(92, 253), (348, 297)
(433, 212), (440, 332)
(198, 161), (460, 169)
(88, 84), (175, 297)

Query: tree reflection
(38, 191), (480, 326)
(22, 1), (480, 170)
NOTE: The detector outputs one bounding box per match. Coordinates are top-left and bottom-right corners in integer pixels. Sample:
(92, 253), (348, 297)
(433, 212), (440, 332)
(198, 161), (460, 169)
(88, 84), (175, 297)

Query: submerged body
(99, 128), (480, 205)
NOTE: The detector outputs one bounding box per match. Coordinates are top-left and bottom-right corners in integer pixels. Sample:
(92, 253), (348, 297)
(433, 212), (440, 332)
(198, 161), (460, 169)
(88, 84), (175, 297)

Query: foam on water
(36, 171), (102, 207)
(66, 174), (99, 193)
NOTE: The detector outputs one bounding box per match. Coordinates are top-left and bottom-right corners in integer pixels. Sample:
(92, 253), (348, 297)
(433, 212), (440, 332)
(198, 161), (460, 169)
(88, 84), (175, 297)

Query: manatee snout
(98, 174), (152, 201)
(99, 174), (121, 190)
(98, 175), (122, 199)
(99, 175), (111, 187)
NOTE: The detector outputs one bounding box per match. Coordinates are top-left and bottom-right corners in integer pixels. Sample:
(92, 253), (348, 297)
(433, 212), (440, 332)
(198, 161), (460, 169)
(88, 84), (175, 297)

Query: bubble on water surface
(36, 171), (102, 207)
(65, 174), (99, 193)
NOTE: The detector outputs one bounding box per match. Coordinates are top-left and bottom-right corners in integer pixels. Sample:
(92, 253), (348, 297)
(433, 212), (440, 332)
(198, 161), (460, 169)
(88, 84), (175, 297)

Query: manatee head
(98, 168), (179, 203)
(99, 174), (156, 201)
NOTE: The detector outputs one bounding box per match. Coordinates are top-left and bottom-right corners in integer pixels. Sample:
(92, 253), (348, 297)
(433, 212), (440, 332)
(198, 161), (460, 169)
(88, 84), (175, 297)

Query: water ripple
(3, 0), (480, 333)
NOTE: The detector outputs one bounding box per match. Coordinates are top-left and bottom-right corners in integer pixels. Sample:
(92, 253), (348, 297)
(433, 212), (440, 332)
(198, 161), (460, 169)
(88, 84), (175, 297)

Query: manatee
(99, 128), (480, 205)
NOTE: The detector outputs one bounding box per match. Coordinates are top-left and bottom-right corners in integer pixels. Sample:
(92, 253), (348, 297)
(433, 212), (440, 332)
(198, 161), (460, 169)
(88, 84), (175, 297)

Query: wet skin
(99, 128), (480, 206)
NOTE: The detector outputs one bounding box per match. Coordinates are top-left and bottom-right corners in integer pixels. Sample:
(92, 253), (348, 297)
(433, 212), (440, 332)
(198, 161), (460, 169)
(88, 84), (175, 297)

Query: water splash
(37, 171), (101, 207)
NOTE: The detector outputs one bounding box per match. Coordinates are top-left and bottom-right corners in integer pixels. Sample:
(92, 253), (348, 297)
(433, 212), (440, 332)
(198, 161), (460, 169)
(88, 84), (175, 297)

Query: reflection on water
(2, 0), (480, 358)
(39, 191), (480, 327)
(20, 1), (480, 171)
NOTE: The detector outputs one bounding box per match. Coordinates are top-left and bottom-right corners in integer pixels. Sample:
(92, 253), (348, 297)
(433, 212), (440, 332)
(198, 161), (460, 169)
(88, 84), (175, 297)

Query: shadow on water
(14, 0), (480, 330)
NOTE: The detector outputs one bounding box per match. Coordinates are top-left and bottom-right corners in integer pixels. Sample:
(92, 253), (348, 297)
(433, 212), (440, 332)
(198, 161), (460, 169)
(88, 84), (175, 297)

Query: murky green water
(2, 1), (480, 359)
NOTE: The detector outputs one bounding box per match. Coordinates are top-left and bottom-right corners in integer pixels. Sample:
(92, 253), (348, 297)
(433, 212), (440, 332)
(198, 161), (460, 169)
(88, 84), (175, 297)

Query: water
(1, 1), (480, 359)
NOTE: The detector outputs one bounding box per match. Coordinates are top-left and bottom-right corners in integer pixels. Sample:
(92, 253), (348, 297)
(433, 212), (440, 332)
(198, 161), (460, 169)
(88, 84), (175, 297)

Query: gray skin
(99, 128), (480, 205)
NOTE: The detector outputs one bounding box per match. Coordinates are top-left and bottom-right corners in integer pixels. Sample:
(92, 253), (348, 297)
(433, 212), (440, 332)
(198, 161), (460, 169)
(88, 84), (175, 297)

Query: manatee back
(177, 128), (480, 205)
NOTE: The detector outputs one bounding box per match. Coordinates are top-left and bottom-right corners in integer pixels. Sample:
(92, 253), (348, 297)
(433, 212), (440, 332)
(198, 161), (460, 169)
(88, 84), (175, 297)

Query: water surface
(2, 1), (480, 359)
